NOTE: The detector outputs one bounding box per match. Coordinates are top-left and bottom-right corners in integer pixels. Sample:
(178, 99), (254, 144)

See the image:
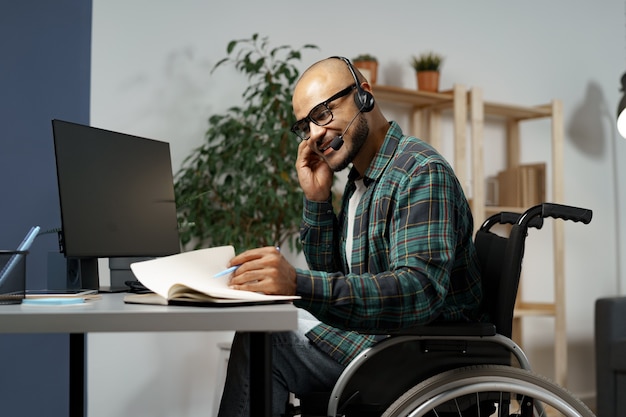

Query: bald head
(292, 58), (359, 117)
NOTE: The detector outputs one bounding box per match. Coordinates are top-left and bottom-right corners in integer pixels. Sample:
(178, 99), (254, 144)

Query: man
(217, 56), (482, 417)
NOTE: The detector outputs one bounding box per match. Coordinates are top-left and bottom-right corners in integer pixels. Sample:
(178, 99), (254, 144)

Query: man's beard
(326, 115), (369, 172)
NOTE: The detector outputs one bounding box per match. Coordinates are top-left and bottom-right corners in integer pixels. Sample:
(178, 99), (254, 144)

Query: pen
(213, 265), (239, 278)
(213, 246), (279, 278)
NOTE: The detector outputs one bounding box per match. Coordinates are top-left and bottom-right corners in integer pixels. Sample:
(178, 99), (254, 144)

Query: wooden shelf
(485, 205), (531, 216)
(514, 302), (557, 317)
(372, 85), (456, 109)
(483, 101), (553, 120)
(375, 84), (567, 387)
(374, 85), (552, 119)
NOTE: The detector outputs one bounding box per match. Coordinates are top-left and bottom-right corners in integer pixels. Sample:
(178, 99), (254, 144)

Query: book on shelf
(497, 168), (521, 207)
(123, 245), (300, 307)
(496, 163), (546, 208)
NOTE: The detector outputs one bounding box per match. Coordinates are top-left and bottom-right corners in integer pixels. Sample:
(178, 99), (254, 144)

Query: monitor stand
(66, 258), (99, 290)
(48, 252), (98, 290)
(99, 257), (153, 293)
(47, 253), (154, 292)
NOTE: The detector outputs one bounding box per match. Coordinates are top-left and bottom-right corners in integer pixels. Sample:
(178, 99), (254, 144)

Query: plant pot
(353, 60), (378, 84)
(416, 70), (440, 92)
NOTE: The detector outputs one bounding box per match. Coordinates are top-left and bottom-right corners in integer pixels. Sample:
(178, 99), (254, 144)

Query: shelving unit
(373, 84), (567, 387)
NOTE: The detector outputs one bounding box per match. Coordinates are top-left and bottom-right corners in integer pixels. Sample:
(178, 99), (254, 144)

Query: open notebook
(123, 245), (299, 306)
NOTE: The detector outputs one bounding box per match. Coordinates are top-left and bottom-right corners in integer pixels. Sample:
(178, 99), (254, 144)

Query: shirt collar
(347, 121), (402, 187)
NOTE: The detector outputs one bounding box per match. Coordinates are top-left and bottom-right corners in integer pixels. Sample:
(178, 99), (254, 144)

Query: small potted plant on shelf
(352, 54), (378, 84)
(411, 51), (444, 92)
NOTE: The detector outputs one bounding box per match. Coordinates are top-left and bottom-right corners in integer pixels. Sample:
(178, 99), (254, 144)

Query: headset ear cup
(331, 55), (375, 112)
(355, 89), (375, 112)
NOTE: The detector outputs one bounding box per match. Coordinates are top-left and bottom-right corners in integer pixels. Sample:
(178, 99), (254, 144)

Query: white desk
(0, 293), (299, 417)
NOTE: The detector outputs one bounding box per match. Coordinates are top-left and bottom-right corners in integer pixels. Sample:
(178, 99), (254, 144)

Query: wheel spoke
(382, 365), (594, 417)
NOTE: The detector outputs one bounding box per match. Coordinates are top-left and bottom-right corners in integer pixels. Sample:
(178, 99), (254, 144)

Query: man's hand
(228, 247), (297, 295)
(296, 140), (333, 202)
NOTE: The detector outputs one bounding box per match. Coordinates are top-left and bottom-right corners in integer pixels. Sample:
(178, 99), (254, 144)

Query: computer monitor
(52, 119), (180, 290)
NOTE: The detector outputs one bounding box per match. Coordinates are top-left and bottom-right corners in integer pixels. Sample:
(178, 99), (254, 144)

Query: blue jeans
(217, 309), (346, 417)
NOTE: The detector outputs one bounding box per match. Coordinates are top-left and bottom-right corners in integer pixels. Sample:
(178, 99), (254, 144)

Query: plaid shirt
(294, 121), (482, 366)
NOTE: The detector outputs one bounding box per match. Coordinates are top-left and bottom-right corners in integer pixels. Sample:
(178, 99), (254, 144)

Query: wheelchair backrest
(473, 203), (593, 339)
(474, 218), (528, 339)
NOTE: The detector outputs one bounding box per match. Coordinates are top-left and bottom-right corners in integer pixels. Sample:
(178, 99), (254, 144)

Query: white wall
(89, 0), (626, 415)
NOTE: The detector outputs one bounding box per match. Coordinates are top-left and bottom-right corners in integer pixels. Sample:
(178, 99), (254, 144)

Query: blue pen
(213, 265), (240, 278)
(213, 247), (278, 278)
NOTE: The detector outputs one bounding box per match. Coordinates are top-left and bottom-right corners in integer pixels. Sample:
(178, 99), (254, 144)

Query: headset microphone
(329, 135), (344, 151)
(328, 108), (362, 151)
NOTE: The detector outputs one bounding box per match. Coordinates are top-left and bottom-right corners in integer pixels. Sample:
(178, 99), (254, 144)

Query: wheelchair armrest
(389, 322), (497, 337)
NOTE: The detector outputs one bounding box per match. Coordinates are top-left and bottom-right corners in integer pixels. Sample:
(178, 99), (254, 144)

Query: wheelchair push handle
(516, 203), (592, 229)
(480, 211), (544, 230)
(498, 212), (543, 228)
(541, 203), (593, 224)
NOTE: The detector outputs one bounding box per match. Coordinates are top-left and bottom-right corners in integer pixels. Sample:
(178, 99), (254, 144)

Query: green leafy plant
(174, 34), (318, 252)
(411, 51), (444, 72)
(353, 54), (377, 62)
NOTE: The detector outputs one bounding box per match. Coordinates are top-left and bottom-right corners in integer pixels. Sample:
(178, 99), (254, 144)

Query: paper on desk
(130, 246), (299, 302)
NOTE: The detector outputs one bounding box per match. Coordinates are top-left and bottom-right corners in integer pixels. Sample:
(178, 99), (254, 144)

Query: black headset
(331, 56), (375, 113)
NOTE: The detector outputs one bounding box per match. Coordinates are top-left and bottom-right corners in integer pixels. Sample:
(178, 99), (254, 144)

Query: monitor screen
(52, 119), (180, 260)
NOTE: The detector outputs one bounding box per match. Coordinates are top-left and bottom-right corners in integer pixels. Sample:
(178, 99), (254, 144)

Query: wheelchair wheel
(382, 365), (594, 417)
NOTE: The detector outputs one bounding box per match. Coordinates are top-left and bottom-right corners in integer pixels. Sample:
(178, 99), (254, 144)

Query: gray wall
(89, 1), (626, 414)
(0, 1), (619, 415)
(0, 1), (91, 415)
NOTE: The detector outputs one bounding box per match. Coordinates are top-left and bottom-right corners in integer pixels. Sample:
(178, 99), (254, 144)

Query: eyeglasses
(291, 84), (356, 140)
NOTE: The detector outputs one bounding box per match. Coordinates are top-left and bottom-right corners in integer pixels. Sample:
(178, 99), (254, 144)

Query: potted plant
(174, 34), (318, 252)
(352, 54), (378, 84)
(411, 51), (444, 92)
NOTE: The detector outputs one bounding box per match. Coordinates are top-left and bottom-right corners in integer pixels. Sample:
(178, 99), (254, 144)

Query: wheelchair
(292, 203), (595, 417)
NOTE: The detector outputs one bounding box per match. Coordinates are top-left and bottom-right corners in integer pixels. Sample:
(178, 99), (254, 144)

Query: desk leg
(69, 333), (85, 417)
(249, 332), (271, 417)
